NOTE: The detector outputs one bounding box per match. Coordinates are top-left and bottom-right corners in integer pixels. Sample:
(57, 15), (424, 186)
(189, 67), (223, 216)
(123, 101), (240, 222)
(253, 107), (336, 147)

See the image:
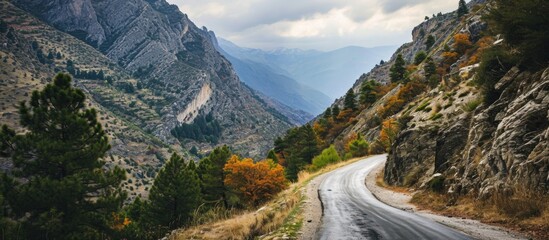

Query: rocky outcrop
(12, 0), (294, 157)
(385, 66), (549, 197)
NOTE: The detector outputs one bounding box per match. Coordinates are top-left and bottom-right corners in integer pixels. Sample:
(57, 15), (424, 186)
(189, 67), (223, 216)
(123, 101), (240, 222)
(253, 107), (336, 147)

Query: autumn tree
(146, 153), (201, 231)
(224, 156), (287, 207)
(458, 0), (468, 18)
(0, 73), (126, 239)
(197, 146), (232, 207)
(343, 89), (357, 111)
(453, 33), (472, 55)
(379, 118), (400, 151)
(390, 54), (408, 83)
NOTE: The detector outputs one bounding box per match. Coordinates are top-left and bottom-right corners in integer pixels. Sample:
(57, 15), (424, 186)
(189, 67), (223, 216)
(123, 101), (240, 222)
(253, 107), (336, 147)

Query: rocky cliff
(322, 0), (547, 199)
(11, 0), (293, 157)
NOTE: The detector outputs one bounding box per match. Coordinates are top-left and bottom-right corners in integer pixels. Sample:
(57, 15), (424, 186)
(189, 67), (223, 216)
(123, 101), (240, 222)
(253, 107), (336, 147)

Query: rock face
(385, 66), (549, 196)
(13, 0), (293, 157)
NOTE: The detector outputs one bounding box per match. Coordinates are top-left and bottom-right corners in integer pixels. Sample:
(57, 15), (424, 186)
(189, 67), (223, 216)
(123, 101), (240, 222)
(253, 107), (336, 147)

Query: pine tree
(197, 146), (231, 207)
(359, 80), (379, 106)
(458, 0), (468, 18)
(267, 149), (279, 163)
(487, 0), (549, 67)
(323, 107), (332, 119)
(390, 54), (407, 83)
(425, 35), (436, 50)
(424, 57), (437, 78)
(343, 89), (357, 111)
(332, 105), (340, 121)
(0, 73), (126, 239)
(146, 153), (201, 230)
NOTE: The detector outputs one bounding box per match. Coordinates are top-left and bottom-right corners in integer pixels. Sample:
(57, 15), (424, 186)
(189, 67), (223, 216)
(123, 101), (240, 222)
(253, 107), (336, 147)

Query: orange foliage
(223, 155), (287, 206)
(442, 51), (459, 65)
(379, 118), (399, 151)
(111, 212), (131, 231)
(453, 33), (472, 55)
(376, 81), (426, 119)
(374, 83), (396, 99)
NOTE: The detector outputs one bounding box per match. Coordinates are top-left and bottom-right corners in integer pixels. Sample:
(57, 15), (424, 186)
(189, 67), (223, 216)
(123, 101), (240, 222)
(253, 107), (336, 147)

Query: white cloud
(167, 0), (463, 50)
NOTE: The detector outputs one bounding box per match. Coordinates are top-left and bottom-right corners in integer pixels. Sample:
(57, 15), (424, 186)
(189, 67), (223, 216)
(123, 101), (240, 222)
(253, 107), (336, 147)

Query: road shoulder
(365, 163), (527, 240)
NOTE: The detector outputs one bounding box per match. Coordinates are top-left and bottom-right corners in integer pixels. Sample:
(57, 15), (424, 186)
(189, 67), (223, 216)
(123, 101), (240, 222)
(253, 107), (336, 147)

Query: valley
(0, 0), (547, 239)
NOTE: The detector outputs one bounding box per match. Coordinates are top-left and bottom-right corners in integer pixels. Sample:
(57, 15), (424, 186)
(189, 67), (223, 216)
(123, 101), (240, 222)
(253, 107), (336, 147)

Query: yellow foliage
(453, 33), (472, 55)
(379, 118), (399, 151)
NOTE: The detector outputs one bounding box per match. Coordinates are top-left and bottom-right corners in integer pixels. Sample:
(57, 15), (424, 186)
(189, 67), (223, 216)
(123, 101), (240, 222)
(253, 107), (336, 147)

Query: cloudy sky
(167, 0), (463, 51)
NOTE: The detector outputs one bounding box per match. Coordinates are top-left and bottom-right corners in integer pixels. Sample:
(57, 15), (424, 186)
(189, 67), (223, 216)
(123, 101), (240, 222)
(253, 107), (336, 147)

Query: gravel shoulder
(365, 162), (527, 240)
(298, 172), (328, 240)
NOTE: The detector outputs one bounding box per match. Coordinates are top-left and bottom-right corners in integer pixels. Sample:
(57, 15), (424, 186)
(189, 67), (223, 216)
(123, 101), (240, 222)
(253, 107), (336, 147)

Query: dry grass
(410, 189), (549, 239)
(170, 157), (367, 240)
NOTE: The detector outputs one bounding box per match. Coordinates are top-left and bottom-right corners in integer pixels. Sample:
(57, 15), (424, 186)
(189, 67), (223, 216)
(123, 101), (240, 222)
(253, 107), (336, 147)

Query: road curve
(317, 155), (472, 240)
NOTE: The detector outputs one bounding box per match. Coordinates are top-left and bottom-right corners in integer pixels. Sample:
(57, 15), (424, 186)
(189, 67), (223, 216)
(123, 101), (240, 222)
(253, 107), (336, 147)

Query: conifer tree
(390, 54), (407, 83)
(458, 0), (468, 18)
(344, 89), (357, 111)
(146, 153), (201, 230)
(359, 80), (379, 106)
(331, 105), (340, 121)
(0, 73), (126, 239)
(425, 35), (436, 50)
(323, 107), (332, 119)
(267, 149), (279, 163)
(197, 146), (231, 207)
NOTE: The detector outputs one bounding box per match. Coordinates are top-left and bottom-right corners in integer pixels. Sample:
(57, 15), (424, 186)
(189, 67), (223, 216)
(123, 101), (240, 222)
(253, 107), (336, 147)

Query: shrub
(474, 46), (518, 104)
(347, 134), (369, 158)
(311, 145), (341, 171)
(414, 51), (427, 65)
(427, 175), (445, 193)
(492, 188), (546, 219)
(461, 98), (482, 112)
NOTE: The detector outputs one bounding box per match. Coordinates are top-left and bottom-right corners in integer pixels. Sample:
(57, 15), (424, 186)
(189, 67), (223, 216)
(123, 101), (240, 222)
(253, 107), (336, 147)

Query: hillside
(0, 1), (176, 200)
(309, 0), (548, 236)
(10, 0), (294, 157)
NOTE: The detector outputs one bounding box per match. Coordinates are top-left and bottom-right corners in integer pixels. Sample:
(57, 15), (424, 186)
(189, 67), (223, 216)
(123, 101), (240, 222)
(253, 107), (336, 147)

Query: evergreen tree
(390, 54), (407, 83)
(146, 153), (201, 230)
(425, 35), (436, 50)
(0, 73), (126, 239)
(197, 146), (231, 207)
(323, 107), (332, 119)
(487, 0), (549, 68)
(458, 0), (469, 18)
(331, 105), (340, 121)
(414, 51), (427, 65)
(343, 89), (357, 111)
(267, 149), (279, 163)
(359, 80), (379, 106)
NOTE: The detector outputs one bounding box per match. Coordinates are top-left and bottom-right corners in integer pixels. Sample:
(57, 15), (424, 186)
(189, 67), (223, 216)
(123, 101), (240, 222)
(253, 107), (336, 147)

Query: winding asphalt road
(317, 155), (472, 240)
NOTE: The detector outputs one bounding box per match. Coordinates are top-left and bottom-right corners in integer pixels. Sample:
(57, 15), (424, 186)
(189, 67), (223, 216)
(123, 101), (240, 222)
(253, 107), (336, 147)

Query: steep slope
(218, 38), (397, 99)
(322, 0), (548, 212)
(213, 38), (329, 116)
(12, 0), (293, 157)
(0, 1), (177, 200)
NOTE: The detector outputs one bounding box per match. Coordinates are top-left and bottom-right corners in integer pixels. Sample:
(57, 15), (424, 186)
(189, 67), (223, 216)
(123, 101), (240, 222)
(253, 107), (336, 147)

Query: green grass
(461, 98), (482, 112)
(415, 100), (431, 112)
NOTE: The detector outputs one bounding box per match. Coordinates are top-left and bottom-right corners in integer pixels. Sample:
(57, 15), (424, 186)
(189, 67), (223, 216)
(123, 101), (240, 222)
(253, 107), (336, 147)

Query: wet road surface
(317, 155), (472, 240)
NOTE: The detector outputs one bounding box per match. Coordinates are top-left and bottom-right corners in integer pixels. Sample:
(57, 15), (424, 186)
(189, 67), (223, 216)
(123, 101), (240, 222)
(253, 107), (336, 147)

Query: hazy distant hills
(218, 38), (397, 101)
